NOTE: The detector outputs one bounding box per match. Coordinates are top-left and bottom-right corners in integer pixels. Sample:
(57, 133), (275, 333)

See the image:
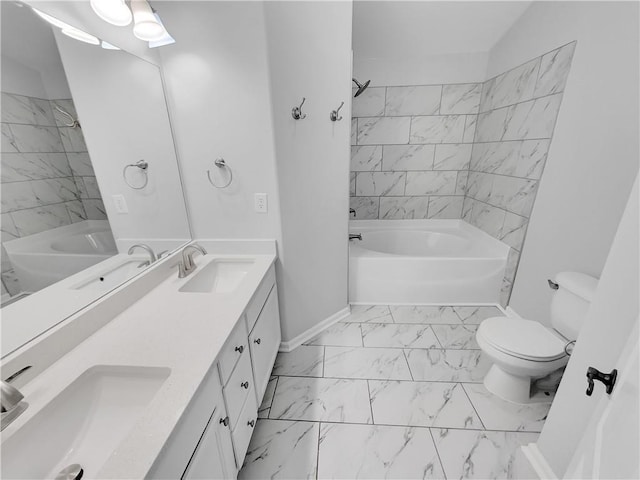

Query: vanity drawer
(218, 318), (249, 385)
(231, 385), (258, 469)
(245, 266), (275, 332)
(222, 348), (253, 430)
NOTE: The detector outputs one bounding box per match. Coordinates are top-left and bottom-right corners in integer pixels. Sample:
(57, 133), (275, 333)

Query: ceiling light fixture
(90, 0), (132, 27)
(61, 27), (101, 45)
(31, 7), (75, 30)
(101, 40), (121, 50)
(148, 13), (175, 48)
(131, 0), (164, 41)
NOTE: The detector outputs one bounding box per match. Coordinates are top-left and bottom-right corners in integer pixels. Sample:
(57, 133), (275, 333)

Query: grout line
(430, 325), (444, 349)
(366, 379), (375, 424)
(275, 374), (486, 385)
(268, 376), (279, 412)
(305, 342), (481, 351)
(402, 349), (415, 381)
(321, 346), (326, 378)
(428, 427), (449, 480)
(315, 422), (321, 480)
(460, 383), (487, 430)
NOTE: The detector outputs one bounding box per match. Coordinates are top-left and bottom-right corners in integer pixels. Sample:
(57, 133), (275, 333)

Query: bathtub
(349, 219), (509, 304)
(4, 220), (116, 293)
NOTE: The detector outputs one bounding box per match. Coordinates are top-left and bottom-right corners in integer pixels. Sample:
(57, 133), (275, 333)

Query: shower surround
(350, 41), (577, 304)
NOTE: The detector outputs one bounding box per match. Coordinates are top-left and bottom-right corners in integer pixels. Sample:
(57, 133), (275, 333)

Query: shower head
(352, 78), (371, 97)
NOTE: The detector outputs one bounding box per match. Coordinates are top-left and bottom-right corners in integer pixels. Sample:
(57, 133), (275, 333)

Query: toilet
(476, 271), (599, 404)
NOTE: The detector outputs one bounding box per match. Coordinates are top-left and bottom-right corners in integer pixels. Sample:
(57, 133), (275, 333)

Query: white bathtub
(4, 220), (116, 293)
(349, 219), (509, 304)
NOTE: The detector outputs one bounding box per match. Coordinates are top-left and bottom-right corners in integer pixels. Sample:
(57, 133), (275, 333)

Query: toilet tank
(550, 271), (599, 340)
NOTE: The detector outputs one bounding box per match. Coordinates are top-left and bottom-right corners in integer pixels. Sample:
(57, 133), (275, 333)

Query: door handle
(586, 366), (617, 396)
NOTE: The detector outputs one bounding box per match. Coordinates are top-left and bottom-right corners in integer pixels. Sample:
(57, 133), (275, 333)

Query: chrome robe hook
(330, 101), (344, 121)
(292, 97), (307, 120)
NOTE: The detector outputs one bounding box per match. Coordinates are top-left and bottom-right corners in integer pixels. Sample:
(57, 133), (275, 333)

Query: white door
(565, 317), (639, 479)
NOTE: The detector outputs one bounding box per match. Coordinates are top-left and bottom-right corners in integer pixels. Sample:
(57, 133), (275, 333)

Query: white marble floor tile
(272, 345), (324, 377)
(361, 323), (441, 349)
(462, 384), (550, 432)
(369, 380), (482, 429)
(432, 324), (480, 349)
(343, 305), (393, 323)
(239, 419), (319, 480)
(324, 346), (412, 381)
(317, 423), (445, 479)
(390, 305), (462, 324)
(258, 376), (278, 413)
(432, 428), (539, 479)
(453, 306), (504, 324)
(405, 349), (491, 382)
(269, 376), (372, 423)
(305, 323), (362, 347)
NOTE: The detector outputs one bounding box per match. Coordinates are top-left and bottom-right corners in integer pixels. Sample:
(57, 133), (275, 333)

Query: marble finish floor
(239, 305), (549, 479)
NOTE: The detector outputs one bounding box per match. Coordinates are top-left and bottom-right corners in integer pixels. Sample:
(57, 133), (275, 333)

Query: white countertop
(1, 250), (277, 479)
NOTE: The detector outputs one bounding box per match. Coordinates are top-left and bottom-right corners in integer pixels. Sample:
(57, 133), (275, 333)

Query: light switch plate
(254, 193), (268, 213)
(112, 194), (129, 214)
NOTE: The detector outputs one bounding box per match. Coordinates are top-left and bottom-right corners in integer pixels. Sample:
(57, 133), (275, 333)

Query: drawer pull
(219, 416), (229, 427)
(247, 419), (255, 428)
(241, 381), (249, 389)
(254, 338), (261, 345)
(235, 345), (244, 354)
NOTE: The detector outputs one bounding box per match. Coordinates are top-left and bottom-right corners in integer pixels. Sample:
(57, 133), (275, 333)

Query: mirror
(1, 2), (191, 356)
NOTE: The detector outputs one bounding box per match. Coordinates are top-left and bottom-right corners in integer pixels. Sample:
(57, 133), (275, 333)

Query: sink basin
(179, 259), (254, 294)
(1, 365), (170, 479)
(73, 259), (147, 292)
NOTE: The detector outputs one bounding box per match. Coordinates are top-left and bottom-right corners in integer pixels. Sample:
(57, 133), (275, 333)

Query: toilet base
(483, 364), (535, 404)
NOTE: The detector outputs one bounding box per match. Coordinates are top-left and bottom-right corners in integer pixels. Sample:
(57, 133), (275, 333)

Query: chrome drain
(55, 464), (84, 480)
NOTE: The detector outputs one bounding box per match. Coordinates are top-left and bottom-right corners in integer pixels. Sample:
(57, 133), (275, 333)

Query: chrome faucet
(349, 233), (362, 241)
(128, 244), (157, 264)
(178, 244), (207, 278)
(1, 368), (30, 431)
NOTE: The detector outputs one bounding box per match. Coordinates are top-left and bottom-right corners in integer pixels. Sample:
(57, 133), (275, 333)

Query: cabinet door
(182, 406), (236, 480)
(248, 285), (281, 402)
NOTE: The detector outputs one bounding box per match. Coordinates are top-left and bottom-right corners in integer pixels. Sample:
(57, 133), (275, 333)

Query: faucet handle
(1, 381), (24, 413)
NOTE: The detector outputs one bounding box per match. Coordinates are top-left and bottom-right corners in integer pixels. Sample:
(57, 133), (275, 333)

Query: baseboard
(520, 443), (558, 479)
(279, 305), (351, 352)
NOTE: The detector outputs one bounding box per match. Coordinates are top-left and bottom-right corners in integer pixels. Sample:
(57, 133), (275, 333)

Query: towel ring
(123, 160), (149, 190)
(207, 158), (233, 189)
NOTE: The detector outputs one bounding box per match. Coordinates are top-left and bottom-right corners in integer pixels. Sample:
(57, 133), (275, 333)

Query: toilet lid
(478, 317), (567, 361)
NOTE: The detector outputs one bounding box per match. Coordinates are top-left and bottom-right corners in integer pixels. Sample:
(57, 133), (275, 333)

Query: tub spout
(349, 234), (362, 241)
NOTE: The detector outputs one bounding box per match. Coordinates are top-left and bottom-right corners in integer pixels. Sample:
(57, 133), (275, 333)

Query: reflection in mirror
(1, 2), (191, 356)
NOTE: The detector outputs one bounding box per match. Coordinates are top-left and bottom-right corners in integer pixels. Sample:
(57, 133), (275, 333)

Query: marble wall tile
(504, 248), (521, 285)
(11, 204), (71, 236)
(1, 93), (55, 126)
(390, 305), (461, 324)
(409, 115), (465, 144)
(323, 346), (412, 380)
(463, 384), (550, 431)
(534, 42), (576, 97)
(357, 116), (411, 145)
(453, 306), (504, 324)
(431, 325), (480, 349)
(516, 139), (549, 179)
(1, 183), (41, 212)
(428, 196), (464, 219)
(500, 212), (528, 250)
(379, 196), (429, 219)
(475, 108), (509, 143)
(272, 345), (324, 377)
(405, 348), (491, 382)
(361, 323), (440, 348)
(369, 380), (482, 429)
(463, 115), (477, 143)
(470, 141), (519, 174)
(455, 171), (469, 195)
(385, 85), (442, 116)
(305, 323), (362, 347)
(441, 84), (482, 114)
(239, 419), (319, 480)
(491, 175), (538, 216)
(82, 176), (102, 199)
(82, 198), (107, 220)
(342, 305), (393, 324)
(480, 58), (540, 112)
(59, 127), (88, 152)
(502, 94), (563, 141)
(468, 200), (506, 239)
(382, 144), (434, 171)
(351, 118), (357, 145)
(67, 152), (95, 176)
(1, 153), (71, 182)
(269, 376), (372, 423)
(258, 377), (277, 414)
(65, 200), (87, 223)
(318, 423), (445, 479)
(1, 280), (7, 296)
(0, 213), (19, 245)
(405, 171), (457, 195)
(432, 428), (539, 479)
(350, 196), (378, 219)
(50, 99), (79, 127)
(75, 177), (89, 199)
(351, 145), (382, 171)
(1, 269), (21, 296)
(349, 172), (356, 196)
(433, 144), (472, 170)
(461, 197), (474, 221)
(352, 87), (386, 117)
(1, 178), (77, 213)
(463, 172), (492, 203)
(356, 171), (406, 196)
(1, 124), (64, 153)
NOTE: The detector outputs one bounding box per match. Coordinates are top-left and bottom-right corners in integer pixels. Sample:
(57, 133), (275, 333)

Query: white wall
(54, 31), (191, 244)
(264, 1), (352, 342)
(157, 1), (281, 240)
(536, 175), (638, 477)
(0, 56), (48, 99)
(353, 52), (488, 86)
(495, 1), (640, 324)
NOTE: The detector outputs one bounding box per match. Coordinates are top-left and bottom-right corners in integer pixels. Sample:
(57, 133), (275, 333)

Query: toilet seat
(477, 317), (567, 362)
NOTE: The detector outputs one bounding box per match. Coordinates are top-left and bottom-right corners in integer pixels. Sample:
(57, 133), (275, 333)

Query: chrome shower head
(352, 78), (371, 97)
